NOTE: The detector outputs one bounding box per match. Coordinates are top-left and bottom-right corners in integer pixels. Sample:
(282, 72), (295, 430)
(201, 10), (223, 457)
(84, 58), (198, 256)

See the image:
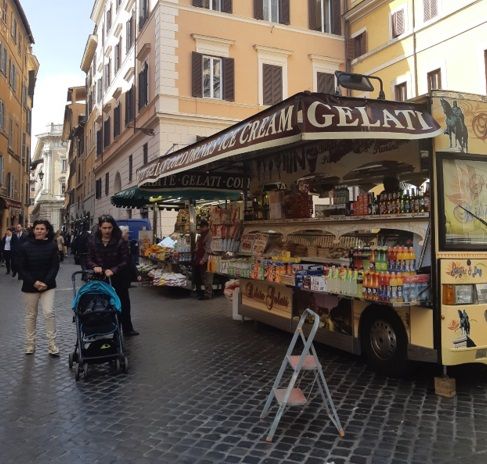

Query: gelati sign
(140, 172), (250, 191)
(138, 93), (442, 185)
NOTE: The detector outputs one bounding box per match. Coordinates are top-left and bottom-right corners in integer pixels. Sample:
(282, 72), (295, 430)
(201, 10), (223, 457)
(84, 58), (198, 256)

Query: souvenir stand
(137, 92), (442, 366)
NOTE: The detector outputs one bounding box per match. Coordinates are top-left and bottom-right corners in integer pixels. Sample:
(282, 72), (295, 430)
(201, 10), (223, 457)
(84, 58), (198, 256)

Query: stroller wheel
(83, 363), (89, 378)
(122, 356), (129, 374)
(75, 365), (82, 381)
(115, 358), (121, 372)
(68, 353), (74, 369)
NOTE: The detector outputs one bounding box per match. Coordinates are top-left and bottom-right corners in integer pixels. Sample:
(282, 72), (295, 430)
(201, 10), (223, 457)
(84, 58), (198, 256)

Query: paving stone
(1, 260), (487, 464)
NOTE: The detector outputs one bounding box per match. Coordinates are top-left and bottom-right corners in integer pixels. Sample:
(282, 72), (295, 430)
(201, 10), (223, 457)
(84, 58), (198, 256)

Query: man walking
(193, 219), (213, 300)
(11, 223), (28, 279)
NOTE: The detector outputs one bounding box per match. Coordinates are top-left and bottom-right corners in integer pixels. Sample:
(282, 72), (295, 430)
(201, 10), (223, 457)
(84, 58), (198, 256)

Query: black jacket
(17, 238), (60, 293)
(11, 231), (28, 253)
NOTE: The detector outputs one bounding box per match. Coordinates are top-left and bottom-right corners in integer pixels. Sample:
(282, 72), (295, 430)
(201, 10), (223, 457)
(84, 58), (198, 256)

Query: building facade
(81, 0), (344, 221)
(344, 0), (487, 100)
(30, 124), (68, 232)
(0, 0), (38, 234)
(62, 86), (88, 232)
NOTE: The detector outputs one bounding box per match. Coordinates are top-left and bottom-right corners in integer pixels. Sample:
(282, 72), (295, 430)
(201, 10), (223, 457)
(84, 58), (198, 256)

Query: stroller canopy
(72, 281), (122, 312)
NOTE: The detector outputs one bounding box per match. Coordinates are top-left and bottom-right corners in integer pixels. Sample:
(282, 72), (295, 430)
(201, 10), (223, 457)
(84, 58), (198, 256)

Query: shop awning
(111, 184), (241, 209)
(138, 92), (442, 187)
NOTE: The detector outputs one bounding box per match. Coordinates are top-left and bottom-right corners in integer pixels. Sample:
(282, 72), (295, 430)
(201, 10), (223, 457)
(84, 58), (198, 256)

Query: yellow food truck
(138, 89), (487, 375)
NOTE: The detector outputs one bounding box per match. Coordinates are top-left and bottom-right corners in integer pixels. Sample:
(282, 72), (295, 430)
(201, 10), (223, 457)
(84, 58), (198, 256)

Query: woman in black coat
(17, 220), (60, 356)
(86, 215), (139, 336)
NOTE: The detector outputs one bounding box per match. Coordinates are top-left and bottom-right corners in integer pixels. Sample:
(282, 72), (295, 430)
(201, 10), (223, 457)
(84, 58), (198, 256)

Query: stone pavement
(1, 259), (487, 464)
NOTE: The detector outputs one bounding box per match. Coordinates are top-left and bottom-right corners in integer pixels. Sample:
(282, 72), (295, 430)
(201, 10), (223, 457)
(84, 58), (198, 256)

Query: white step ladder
(261, 308), (345, 442)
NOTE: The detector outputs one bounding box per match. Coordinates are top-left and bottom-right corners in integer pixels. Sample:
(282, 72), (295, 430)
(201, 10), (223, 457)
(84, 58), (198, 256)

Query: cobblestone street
(1, 259), (487, 464)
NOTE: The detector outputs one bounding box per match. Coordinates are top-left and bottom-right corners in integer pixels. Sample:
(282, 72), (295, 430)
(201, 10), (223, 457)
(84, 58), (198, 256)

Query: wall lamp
(128, 124), (155, 136)
(335, 71), (385, 99)
(38, 170), (44, 181)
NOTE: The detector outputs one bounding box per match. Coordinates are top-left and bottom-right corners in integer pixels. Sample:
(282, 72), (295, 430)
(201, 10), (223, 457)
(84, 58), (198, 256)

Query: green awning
(111, 186), (241, 208)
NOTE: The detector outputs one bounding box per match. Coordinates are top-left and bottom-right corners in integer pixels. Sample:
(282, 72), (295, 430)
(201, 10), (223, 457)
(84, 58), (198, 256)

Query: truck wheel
(361, 308), (409, 376)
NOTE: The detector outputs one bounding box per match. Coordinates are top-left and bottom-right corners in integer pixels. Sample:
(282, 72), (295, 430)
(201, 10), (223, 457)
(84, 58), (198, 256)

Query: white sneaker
(25, 346), (35, 355)
(48, 344), (60, 357)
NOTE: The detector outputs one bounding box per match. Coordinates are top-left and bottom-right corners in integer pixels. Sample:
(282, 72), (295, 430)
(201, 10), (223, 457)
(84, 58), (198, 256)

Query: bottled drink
(397, 273), (404, 303)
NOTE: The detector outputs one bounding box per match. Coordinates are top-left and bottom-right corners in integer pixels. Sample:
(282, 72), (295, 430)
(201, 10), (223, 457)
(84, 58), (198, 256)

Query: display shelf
(243, 213), (430, 242)
(301, 256), (350, 266)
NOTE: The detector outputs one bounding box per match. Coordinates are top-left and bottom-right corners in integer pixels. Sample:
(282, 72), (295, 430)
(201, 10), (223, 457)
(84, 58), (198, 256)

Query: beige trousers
(23, 289), (57, 348)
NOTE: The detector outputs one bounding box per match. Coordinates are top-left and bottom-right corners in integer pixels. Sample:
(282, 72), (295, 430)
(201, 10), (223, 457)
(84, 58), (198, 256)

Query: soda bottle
(397, 273), (404, 303)
(390, 272), (398, 303)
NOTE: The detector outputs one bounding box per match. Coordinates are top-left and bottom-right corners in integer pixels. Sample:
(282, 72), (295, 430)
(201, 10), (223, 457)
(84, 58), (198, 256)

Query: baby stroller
(69, 271), (128, 380)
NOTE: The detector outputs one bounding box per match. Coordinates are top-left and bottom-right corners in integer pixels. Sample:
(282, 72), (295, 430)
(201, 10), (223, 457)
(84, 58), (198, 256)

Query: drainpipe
(412, 0), (419, 97)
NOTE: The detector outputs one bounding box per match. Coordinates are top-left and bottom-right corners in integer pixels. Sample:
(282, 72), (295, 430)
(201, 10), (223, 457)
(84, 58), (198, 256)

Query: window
(0, 99), (4, 129)
(114, 104), (121, 138)
(316, 72), (334, 94)
(143, 143), (148, 165)
(8, 118), (13, 149)
(438, 154), (487, 250)
(394, 82), (407, 101)
(2, 0), (6, 23)
(126, 14), (135, 50)
(254, 0), (289, 25)
(9, 61), (16, 92)
(61, 158), (67, 173)
(97, 78), (102, 103)
(192, 52), (234, 101)
(61, 182), (66, 194)
(96, 178), (102, 199)
(202, 56), (221, 99)
(103, 118), (111, 148)
(195, 0), (232, 12)
(11, 15), (17, 44)
(125, 85), (135, 125)
(96, 129), (103, 156)
(6, 172), (12, 197)
(391, 9), (405, 38)
(105, 172), (110, 196)
(427, 68), (441, 91)
(104, 59), (111, 90)
(423, 0), (438, 22)
(138, 62), (149, 109)
(0, 44), (6, 74)
(0, 155), (3, 185)
(106, 5), (112, 31)
(129, 154), (133, 182)
(352, 32), (367, 59)
(262, 63), (283, 105)
(308, 0), (341, 35)
(115, 38), (122, 73)
(139, 0), (149, 30)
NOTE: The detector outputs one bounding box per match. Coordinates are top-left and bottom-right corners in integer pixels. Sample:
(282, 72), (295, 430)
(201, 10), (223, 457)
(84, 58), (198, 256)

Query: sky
(21, 0), (94, 147)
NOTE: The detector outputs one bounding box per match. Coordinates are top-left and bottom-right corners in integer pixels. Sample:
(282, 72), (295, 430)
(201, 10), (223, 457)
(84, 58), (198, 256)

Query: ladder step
(287, 355), (318, 371)
(274, 388), (307, 406)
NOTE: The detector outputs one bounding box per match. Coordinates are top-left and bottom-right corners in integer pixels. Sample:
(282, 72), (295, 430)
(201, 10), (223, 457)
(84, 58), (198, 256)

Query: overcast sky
(21, 0), (93, 147)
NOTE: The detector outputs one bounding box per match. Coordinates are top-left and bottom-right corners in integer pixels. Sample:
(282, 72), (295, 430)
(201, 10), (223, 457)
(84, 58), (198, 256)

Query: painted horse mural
(440, 98), (469, 152)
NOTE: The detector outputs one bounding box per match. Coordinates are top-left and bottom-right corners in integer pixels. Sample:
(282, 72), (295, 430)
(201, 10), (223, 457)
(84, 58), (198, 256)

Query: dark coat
(17, 238), (60, 293)
(11, 231), (28, 254)
(86, 235), (130, 287)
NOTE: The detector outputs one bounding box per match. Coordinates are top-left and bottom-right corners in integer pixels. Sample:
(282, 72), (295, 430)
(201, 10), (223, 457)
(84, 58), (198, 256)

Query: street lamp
(335, 71), (386, 99)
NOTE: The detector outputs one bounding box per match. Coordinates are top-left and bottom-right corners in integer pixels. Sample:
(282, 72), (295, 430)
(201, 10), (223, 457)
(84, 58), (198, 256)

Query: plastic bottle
(390, 272), (398, 303)
(397, 273), (404, 303)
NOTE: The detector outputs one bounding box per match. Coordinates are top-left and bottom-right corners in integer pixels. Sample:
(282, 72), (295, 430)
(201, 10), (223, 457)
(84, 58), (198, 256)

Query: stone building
(30, 123), (68, 232)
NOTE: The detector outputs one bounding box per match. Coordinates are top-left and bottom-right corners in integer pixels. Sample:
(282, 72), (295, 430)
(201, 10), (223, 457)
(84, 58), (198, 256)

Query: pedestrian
(87, 215), (139, 336)
(11, 223), (28, 278)
(56, 231), (65, 262)
(17, 220), (60, 356)
(1, 228), (13, 274)
(193, 219), (213, 300)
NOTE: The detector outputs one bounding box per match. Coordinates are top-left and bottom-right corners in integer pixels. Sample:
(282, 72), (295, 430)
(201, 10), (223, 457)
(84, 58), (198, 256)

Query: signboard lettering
(241, 279), (293, 319)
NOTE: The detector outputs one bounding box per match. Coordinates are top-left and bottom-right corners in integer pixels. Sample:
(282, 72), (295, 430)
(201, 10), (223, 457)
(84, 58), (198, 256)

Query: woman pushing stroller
(87, 215), (139, 337)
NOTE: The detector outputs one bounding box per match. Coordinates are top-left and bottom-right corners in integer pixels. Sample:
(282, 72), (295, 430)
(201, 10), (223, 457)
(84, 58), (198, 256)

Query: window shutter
(222, 0), (232, 13)
(192, 0), (203, 6)
(263, 64), (282, 106)
(392, 9), (404, 37)
(279, 0), (290, 25)
(308, 0), (318, 31)
(223, 57), (235, 101)
(330, 0), (341, 35)
(317, 72), (335, 94)
(192, 52), (203, 98)
(254, 0), (263, 20)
